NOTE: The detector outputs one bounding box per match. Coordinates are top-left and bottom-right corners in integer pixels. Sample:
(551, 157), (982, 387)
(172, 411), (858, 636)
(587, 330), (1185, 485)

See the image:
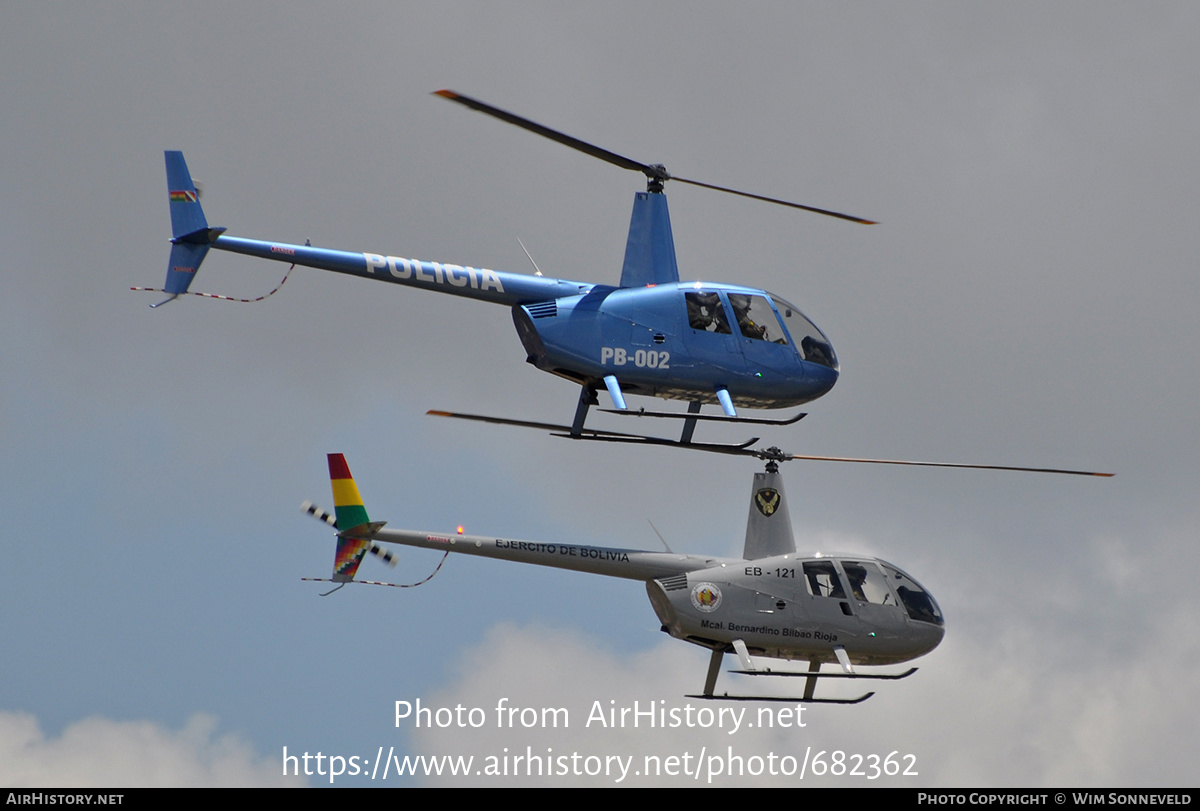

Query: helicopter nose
(905, 613), (945, 658)
(807, 362), (839, 398)
(917, 620), (945, 655)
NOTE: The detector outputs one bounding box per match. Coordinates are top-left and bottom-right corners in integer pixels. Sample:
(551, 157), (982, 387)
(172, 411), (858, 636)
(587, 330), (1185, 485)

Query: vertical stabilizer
(618, 192), (679, 288)
(165, 151), (208, 238)
(742, 467), (796, 559)
(328, 453), (370, 582)
(162, 151), (223, 297)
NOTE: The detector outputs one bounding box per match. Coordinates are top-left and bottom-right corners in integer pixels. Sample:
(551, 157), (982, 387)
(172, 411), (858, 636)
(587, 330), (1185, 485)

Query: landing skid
(430, 382), (794, 455)
(430, 395), (1112, 474)
(686, 692), (875, 705)
(427, 409), (763, 455)
(729, 667), (918, 681)
(600, 407), (807, 426)
(692, 645), (917, 703)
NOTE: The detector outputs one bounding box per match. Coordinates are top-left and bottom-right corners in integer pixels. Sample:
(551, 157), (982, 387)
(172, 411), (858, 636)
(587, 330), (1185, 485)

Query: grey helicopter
(304, 453), (945, 703)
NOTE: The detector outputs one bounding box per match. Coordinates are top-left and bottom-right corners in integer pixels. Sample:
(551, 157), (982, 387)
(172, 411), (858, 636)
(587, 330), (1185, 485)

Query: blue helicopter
(153, 91), (877, 449)
(153, 92), (1111, 476)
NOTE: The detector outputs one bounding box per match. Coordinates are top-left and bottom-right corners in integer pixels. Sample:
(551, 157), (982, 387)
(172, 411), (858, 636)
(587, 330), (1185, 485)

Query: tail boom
(158, 151), (588, 307)
(369, 526), (723, 582)
(208, 235), (585, 307)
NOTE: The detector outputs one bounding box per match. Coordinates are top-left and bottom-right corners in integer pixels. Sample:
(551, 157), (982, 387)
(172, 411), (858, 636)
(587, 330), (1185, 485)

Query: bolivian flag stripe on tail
(328, 453), (369, 531)
(328, 453), (370, 581)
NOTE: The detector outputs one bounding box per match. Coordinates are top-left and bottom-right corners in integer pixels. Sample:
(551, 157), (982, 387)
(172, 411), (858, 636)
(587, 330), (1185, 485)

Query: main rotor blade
(671, 176), (876, 224)
(434, 89), (875, 223)
(780, 452), (1113, 477)
(433, 89), (659, 179)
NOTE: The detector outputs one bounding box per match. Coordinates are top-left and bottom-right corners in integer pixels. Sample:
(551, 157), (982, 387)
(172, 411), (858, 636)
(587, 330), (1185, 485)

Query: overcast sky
(2, 2), (1197, 787)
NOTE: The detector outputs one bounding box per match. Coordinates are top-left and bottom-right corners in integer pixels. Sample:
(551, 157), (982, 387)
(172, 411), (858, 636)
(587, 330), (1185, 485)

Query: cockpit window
(803, 561), (845, 599)
(727, 294), (787, 344)
(880, 562), (944, 626)
(841, 560), (893, 605)
(768, 294), (838, 370)
(685, 292), (731, 334)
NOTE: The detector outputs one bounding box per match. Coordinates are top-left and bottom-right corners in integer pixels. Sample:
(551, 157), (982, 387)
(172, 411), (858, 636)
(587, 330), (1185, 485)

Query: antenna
(647, 519), (673, 554)
(516, 237), (543, 276)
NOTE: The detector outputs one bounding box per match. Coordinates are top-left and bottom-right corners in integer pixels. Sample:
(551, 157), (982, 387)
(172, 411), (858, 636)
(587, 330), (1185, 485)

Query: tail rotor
(301, 454), (447, 593)
(301, 499), (397, 570)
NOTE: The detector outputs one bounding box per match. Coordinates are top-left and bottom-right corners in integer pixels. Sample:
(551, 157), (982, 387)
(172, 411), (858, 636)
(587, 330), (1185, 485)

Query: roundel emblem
(690, 582), (723, 613)
(755, 488), (781, 517)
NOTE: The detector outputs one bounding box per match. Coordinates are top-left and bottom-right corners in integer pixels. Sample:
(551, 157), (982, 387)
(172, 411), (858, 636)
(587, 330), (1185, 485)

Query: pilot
(728, 294), (767, 340)
(843, 563), (869, 603)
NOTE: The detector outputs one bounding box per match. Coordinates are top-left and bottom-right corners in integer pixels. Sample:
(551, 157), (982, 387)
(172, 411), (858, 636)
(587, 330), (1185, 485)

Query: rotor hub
(645, 163), (670, 193)
(755, 446), (789, 466)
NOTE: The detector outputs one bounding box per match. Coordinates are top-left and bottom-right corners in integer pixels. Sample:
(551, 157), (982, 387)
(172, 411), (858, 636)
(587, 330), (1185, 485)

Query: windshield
(879, 560), (944, 626)
(767, 294), (838, 370)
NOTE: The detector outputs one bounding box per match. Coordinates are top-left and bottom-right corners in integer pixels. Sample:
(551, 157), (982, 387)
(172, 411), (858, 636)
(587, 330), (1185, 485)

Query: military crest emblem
(755, 488), (781, 517)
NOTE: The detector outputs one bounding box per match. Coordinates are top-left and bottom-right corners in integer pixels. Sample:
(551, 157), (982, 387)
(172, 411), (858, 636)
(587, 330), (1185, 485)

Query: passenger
(686, 294), (713, 330)
(686, 292), (730, 333)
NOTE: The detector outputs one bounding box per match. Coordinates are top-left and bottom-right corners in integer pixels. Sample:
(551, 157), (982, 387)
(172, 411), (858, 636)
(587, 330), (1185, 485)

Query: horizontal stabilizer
(337, 521), (387, 540)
